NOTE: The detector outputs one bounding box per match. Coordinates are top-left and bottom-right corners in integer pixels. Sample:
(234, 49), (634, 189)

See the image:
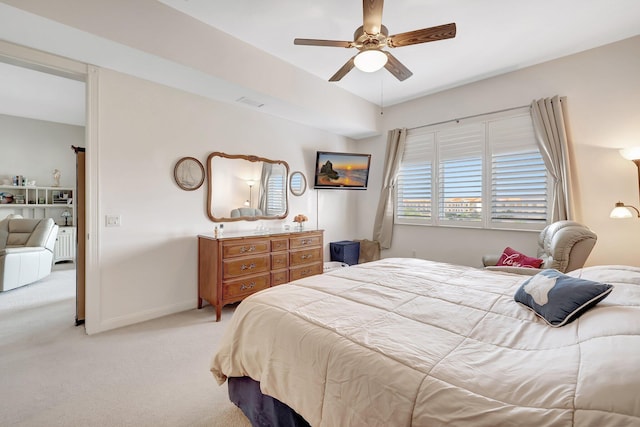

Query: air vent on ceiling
(236, 97), (264, 108)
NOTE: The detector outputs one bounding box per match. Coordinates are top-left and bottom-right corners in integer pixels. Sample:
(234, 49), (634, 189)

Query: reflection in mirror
(207, 152), (290, 222)
(290, 171), (307, 196)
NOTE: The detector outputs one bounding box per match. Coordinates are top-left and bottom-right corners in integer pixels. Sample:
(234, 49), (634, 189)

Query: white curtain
(373, 128), (407, 249)
(258, 162), (272, 214)
(530, 96), (573, 222)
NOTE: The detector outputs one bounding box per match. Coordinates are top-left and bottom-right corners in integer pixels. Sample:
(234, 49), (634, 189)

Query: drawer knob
(241, 263), (256, 270)
(240, 245), (257, 253)
(301, 254), (313, 260)
(240, 282), (256, 291)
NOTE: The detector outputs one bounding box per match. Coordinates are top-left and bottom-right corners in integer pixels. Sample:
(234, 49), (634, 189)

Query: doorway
(0, 54), (87, 327)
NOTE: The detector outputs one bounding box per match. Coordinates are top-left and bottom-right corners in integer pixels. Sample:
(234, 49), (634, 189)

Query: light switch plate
(106, 215), (121, 227)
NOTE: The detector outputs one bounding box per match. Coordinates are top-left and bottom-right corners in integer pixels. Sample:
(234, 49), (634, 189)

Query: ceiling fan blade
(363, 0), (384, 34)
(329, 56), (357, 82)
(387, 23), (457, 48)
(294, 38), (353, 48)
(384, 52), (412, 81)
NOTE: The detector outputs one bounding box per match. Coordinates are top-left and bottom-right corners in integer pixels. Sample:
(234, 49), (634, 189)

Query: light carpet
(0, 268), (250, 427)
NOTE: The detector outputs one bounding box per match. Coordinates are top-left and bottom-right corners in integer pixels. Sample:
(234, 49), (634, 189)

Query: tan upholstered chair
(230, 208), (263, 218)
(0, 217), (59, 291)
(483, 221), (597, 275)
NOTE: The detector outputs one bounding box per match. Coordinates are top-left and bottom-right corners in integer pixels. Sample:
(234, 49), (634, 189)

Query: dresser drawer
(222, 239), (270, 258)
(290, 247), (322, 266)
(290, 263), (323, 281)
(271, 237), (289, 252)
(223, 273), (270, 299)
(223, 254), (270, 279)
(271, 252), (289, 270)
(290, 233), (322, 249)
(271, 270), (289, 286)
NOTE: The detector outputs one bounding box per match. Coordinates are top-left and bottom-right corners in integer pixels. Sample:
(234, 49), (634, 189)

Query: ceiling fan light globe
(354, 50), (388, 72)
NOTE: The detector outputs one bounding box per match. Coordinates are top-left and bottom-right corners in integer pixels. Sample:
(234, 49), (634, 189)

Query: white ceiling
(1, 0), (640, 127)
(0, 61), (85, 126)
(156, 0), (640, 106)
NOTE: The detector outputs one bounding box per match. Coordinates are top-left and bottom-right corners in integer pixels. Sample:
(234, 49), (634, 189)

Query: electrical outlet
(106, 215), (121, 227)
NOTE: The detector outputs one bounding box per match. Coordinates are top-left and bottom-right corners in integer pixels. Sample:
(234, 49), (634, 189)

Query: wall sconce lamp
(610, 202), (640, 219)
(244, 180), (255, 208)
(610, 148), (640, 219)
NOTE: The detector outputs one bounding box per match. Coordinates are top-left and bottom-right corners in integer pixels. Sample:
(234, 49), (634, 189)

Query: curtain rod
(411, 104), (530, 130)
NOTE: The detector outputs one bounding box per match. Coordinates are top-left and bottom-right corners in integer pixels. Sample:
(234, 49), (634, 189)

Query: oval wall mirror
(207, 152), (290, 222)
(289, 171), (307, 196)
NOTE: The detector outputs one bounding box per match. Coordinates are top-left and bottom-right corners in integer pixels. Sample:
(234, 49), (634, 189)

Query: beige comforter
(211, 258), (640, 426)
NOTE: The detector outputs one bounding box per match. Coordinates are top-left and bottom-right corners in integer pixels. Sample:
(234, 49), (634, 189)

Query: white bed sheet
(211, 258), (640, 426)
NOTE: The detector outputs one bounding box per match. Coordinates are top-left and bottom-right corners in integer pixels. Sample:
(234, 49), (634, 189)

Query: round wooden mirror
(174, 157), (205, 191)
(289, 171), (307, 196)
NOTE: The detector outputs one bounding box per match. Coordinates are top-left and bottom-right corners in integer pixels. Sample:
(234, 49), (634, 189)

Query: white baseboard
(87, 300), (196, 334)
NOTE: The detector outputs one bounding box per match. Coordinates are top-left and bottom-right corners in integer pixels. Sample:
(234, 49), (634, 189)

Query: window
(396, 129), (433, 223)
(395, 109), (549, 230)
(438, 123), (484, 226)
(265, 168), (286, 216)
(489, 115), (548, 227)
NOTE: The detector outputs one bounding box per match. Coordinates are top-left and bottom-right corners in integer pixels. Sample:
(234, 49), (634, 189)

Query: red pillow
(496, 247), (543, 269)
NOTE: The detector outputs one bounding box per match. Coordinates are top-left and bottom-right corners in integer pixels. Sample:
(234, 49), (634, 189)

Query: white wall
(93, 68), (355, 331)
(0, 114), (81, 222)
(0, 114), (80, 187)
(355, 36), (640, 268)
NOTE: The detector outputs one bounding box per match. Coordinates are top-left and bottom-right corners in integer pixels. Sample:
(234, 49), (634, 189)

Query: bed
(210, 258), (640, 426)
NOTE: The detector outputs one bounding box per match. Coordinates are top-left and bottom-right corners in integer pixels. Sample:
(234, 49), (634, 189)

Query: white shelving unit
(0, 185), (75, 226)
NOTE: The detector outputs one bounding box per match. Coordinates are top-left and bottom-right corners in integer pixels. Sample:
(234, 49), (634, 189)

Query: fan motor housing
(353, 25), (388, 50)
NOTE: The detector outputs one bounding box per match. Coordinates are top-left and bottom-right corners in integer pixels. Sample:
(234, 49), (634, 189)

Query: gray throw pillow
(514, 269), (613, 327)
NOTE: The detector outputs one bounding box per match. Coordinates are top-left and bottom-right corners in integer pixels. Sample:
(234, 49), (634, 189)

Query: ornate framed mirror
(289, 171), (307, 196)
(207, 152), (290, 222)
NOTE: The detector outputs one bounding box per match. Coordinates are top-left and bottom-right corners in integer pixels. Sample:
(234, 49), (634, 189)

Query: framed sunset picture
(313, 151), (371, 190)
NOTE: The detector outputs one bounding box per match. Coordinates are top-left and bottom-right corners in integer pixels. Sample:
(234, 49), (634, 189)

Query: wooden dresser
(198, 229), (323, 321)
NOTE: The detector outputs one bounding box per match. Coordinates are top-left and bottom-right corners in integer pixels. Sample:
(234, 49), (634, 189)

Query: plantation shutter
(395, 128), (434, 224)
(393, 107), (549, 230)
(266, 168), (286, 215)
(438, 123), (484, 224)
(489, 114), (548, 226)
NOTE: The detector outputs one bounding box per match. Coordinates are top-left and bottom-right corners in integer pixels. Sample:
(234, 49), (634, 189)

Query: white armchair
(483, 220), (597, 275)
(0, 217), (59, 291)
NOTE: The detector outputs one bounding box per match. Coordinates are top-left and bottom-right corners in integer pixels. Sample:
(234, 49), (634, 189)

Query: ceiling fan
(294, 0), (456, 82)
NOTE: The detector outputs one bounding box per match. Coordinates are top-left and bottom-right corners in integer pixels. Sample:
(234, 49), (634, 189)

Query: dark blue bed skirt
(228, 376), (311, 427)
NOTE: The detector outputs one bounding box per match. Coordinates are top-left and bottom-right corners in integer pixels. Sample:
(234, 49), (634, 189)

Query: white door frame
(0, 40), (100, 334)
